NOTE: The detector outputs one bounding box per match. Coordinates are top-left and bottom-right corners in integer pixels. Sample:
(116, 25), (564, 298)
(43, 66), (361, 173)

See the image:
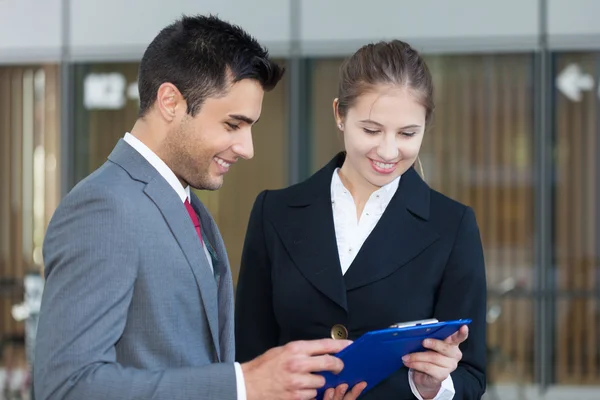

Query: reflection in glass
(554, 52), (600, 385)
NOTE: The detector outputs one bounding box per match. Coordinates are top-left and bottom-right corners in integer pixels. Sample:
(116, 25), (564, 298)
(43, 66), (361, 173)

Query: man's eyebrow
(229, 114), (257, 124)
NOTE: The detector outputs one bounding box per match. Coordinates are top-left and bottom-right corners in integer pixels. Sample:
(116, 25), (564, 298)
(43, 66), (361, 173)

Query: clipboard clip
(389, 318), (439, 329)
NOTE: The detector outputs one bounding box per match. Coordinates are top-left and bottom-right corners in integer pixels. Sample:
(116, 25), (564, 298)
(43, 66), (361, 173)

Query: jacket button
(331, 324), (348, 340)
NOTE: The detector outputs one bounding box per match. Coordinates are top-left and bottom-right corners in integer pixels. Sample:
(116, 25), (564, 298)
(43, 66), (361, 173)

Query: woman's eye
(363, 128), (379, 135)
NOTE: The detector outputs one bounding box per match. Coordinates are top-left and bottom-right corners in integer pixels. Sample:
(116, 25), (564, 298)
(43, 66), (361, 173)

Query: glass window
(308, 54), (536, 385)
(197, 69), (288, 284)
(72, 61), (288, 284)
(73, 63), (140, 182)
(425, 54), (535, 385)
(553, 52), (600, 385)
(0, 64), (61, 392)
(309, 59), (345, 171)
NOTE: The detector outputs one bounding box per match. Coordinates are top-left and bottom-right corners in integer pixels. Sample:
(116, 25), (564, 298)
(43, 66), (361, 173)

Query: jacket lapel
(343, 167), (440, 290)
(271, 155), (348, 311)
(144, 182), (221, 359)
(108, 140), (221, 360)
(190, 195), (235, 363)
(271, 152), (441, 309)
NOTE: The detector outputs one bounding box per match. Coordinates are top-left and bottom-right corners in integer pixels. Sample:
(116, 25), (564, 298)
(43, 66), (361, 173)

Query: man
(34, 14), (363, 400)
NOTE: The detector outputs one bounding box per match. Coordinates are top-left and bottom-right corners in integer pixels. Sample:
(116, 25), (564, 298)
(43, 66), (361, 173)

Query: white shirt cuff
(234, 362), (247, 400)
(408, 369), (455, 400)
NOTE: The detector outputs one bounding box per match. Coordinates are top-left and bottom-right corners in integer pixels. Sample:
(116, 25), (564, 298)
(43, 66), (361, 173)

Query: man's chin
(190, 177), (223, 191)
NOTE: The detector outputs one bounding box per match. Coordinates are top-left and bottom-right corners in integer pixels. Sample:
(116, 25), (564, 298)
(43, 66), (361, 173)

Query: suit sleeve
(235, 190), (280, 363)
(34, 184), (237, 400)
(434, 206), (487, 399)
(365, 206), (487, 399)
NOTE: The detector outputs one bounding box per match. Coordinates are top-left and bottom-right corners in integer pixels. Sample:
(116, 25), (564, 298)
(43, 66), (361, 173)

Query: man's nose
(232, 129), (254, 160)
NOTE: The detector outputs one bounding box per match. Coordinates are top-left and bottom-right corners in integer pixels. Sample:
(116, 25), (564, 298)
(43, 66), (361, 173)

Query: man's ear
(156, 83), (185, 122)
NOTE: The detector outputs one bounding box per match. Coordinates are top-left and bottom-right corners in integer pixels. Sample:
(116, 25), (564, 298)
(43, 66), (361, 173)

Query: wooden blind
(554, 53), (600, 385)
(0, 65), (61, 358)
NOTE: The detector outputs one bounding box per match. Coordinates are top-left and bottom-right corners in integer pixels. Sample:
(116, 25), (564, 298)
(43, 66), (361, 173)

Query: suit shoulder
(255, 176), (317, 214)
(52, 161), (143, 223)
(67, 161), (142, 200)
(428, 188), (477, 226)
(429, 188), (469, 212)
(263, 178), (310, 200)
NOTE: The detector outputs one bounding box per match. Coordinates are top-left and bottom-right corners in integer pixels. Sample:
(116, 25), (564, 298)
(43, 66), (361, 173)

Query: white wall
(1, 0), (600, 64)
(300, 0), (540, 55)
(548, 0), (600, 49)
(0, 0), (63, 63)
(69, 0), (291, 61)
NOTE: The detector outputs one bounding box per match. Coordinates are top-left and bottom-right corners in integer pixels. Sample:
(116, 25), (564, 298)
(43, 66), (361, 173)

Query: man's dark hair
(138, 14), (285, 117)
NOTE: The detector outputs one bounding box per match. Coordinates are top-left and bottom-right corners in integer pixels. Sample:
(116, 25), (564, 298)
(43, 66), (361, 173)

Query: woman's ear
(332, 98), (343, 130)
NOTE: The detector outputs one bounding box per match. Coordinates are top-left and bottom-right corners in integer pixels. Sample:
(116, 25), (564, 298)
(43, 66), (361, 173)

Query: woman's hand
(322, 381), (367, 400)
(402, 325), (469, 398)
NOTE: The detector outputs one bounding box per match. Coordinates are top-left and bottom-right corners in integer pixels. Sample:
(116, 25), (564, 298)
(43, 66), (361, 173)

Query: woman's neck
(337, 165), (379, 220)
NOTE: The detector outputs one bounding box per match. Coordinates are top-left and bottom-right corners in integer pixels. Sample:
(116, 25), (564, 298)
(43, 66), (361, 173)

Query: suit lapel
(190, 195), (236, 363)
(344, 167), (440, 290)
(191, 194), (226, 290)
(107, 140), (221, 360)
(272, 155), (348, 311)
(276, 196), (348, 311)
(272, 153), (441, 308)
(143, 180), (221, 360)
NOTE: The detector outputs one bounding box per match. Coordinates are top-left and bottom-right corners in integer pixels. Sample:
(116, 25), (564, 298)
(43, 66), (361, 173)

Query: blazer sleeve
(365, 206), (487, 399)
(235, 190), (280, 362)
(434, 206), (487, 399)
(34, 184), (237, 400)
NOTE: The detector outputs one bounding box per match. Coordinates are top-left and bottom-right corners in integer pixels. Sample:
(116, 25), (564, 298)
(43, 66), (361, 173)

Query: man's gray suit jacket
(34, 140), (238, 400)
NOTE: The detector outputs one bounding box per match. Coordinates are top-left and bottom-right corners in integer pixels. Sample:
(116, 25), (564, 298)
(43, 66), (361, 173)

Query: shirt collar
(331, 168), (400, 212)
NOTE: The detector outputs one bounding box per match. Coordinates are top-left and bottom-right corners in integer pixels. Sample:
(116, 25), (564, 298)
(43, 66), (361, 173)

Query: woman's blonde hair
(416, 156), (425, 181)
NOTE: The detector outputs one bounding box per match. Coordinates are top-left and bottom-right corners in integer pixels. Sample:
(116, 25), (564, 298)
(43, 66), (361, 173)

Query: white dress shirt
(330, 168), (455, 400)
(123, 133), (247, 400)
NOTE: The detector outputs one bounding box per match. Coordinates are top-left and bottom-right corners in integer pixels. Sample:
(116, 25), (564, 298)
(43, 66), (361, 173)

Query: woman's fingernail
(402, 355), (410, 362)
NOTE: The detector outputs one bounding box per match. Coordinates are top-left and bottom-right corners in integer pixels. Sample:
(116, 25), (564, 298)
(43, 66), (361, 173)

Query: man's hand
(402, 325), (469, 399)
(242, 339), (352, 400)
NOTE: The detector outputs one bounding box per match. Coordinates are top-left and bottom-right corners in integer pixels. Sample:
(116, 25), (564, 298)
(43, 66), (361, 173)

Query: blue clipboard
(316, 318), (471, 399)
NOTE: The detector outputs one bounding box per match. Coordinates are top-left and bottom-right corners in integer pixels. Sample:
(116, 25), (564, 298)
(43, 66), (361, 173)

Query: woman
(235, 40), (487, 399)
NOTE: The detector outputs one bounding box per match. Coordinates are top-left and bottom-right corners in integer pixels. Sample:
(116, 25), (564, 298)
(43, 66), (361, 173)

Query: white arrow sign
(556, 63), (594, 102)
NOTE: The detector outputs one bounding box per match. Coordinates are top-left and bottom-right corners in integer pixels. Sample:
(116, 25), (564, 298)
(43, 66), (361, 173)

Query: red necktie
(184, 198), (203, 244)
